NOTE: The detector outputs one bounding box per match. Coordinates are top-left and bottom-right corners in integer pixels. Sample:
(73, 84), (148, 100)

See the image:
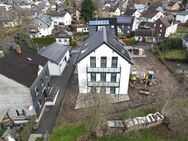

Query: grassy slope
(32, 37), (55, 45)
(159, 49), (188, 60)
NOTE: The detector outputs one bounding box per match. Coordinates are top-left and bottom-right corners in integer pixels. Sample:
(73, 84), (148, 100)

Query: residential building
(76, 28), (133, 96)
(141, 9), (164, 22)
(51, 11), (72, 26)
(40, 43), (70, 76)
(123, 9), (141, 18)
(29, 14), (54, 38)
(55, 31), (70, 45)
(64, 8), (80, 22)
(153, 16), (178, 38)
(166, 1), (180, 11)
(0, 45), (54, 125)
(182, 34), (188, 50)
(69, 24), (89, 33)
(176, 11), (188, 23)
(135, 29), (155, 42)
(89, 16), (135, 36)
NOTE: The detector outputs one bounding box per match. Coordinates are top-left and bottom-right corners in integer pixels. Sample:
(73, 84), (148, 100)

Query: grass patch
(33, 37), (55, 45)
(118, 107), (157, 120)
(49, 123), (87, 141)
(170, 26), (188, 38)
(0, 47), (10, 56)
(35, 137), (44, 141)
(159, 49), (188, 60)
(0, 127), (6, 137)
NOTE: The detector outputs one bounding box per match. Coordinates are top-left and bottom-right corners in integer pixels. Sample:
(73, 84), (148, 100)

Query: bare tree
(82, 86), (112, 137)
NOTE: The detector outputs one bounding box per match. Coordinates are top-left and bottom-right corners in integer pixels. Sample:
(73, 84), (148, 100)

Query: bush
(130, 37), (138, 45)
(32, 37), (55, 45)
(70, 38), (78, 46)
(19, 116), (36, 141)
(0, 47), (10, 56)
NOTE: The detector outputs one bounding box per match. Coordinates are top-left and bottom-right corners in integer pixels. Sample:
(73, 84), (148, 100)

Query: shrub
(130, 37), (138, 45)
(70, 38), (78, 46)
(0, 47), (10, 56)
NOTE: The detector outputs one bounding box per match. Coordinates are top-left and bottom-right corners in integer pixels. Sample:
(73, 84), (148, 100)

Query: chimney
(15, 44), (21, 54)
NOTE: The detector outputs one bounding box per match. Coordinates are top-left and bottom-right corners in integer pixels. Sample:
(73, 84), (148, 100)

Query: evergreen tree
(80, 0), (95, 22)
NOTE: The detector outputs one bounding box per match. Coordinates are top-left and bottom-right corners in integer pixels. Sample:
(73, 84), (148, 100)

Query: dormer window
(40, 79), (44, 86)
(35, 87), (39, 95)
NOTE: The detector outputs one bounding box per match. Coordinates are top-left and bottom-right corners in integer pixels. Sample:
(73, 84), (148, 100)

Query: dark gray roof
(56, 31), (70, 38)
(124, 9), (137, 16)
(183, 34), (188, 41)
(159, 16), (175, 28)
(40, 43), (70, 64)
(135, 29), (153, 37)
(117, 16), (134, 24)
(76, 28), (133, 64)
(36, 14), (52, 28)
(177, 11), (188, 16)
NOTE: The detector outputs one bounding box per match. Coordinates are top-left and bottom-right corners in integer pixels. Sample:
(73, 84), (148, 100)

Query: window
(154, 24), (156, 27)
(16, 110), (20, 116)
(112, 57), (118, 68)
(111, 73), (117, 82)
(111, 25), (114, 28)
(100, 73), (106, 82)
(45, 71), (48, 79)
(110, 87), (116, 94)
(40, 79), (44, 86)
(35, 87), (39, 95)
(90, 57), (96, 68)
(91, 73), (96, 81)
(127, 30), (130, 34)
(160, 24), (162, 27)
(101, 57), (107, 68)
(160, 30), (162, 32)
(38, 99), (42, 108)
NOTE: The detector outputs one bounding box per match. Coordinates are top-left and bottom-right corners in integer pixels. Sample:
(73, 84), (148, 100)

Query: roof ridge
(103, 27), (107, 42)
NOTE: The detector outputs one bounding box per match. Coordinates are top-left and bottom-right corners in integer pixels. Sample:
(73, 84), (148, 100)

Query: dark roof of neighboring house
(51, 10), (68, 17)
(158, 16), (176, 28)
(123, 9), (137, 16)
(40, 43), (70, 64)
(135, 29), (153, 37)
(139, 21), (153, 29)
(104, 0), (119, 7)
(141, 9), (159, 18)
(183, 34), (188, 41)
(168, 2), (177, 7)
(64, 7), (79, 14)
(56, 31), (70, 38)
(76, 28), (133, 64)
(0, 45), (47, 87)
(36, 13), (52, 28)
(117, 16), (134, 25)
(178, 11), (188, 16)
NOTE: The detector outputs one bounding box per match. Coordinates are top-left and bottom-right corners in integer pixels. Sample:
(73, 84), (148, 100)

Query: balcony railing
(88, 81), (119, 87)
(87, 67), (121, 73)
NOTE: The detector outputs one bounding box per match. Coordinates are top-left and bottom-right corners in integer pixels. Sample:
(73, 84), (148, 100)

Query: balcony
(88, 81), (119, 87)
(87, 67), (121, 73)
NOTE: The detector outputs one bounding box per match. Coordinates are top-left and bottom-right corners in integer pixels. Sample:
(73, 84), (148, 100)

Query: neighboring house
(123, 9), (141, 18)
(176, 11), (188, 23)
(69, 24), (89, 33)
(40, 43), (70, 76)
(75, 28), (133, 96)
(141, 9), (164, 22)
(89, 16), (135, 36)
(64, 8), (80, 22)
(104, 7), (121, 17)
(166, 1), (180, 11)
(55, 31), (70, 45)
(104, 0), (119, 8)
(135, 29), (155, 42)
(51, 11), (72, 26)
(0, 45), (54, 125)
(153, 16), (178, 38)
(29, 14), (54, 38)
(182, 34), (188, 50)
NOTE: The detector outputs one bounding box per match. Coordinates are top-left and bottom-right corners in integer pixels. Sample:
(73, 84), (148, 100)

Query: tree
(80, 0), (95, 22)
(82, 86), (112, 137)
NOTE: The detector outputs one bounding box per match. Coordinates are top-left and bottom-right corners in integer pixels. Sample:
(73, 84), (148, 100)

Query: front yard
(159, 49), (188, 60)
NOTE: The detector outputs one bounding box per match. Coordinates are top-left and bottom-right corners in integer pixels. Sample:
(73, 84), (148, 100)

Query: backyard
(32, 37), (55, 46)
(159, 49), (188, 60)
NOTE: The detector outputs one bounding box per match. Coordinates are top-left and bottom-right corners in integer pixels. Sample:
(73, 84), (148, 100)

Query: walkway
(32, 53), (77, 134)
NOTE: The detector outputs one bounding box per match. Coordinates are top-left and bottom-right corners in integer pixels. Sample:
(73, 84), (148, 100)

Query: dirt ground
(56, 50), (180, 124)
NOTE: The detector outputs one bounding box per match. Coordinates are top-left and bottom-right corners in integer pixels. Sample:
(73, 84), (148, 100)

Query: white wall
(48, 50), (70, 76)
(56, 37), (70, 45)
(51, 12), (72, 26)
(149, 11), (164, 22)
(165, 23), (178, 37)
(176, 15), (188, 23)
(77, 44), (131, 95)
(133, 11), (141, 18)
(77, 27), (89, 33)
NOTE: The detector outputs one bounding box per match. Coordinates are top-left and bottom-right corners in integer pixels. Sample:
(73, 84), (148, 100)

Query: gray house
(0, 45), (55, 126)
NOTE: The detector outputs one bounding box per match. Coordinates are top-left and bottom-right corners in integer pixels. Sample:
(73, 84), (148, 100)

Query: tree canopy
(80, 0), (96, 22)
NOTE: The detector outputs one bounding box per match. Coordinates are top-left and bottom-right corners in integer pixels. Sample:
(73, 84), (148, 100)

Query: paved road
(33, 53), (77, 134)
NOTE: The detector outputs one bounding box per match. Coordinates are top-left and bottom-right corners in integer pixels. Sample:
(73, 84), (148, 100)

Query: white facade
(48, 51), (70, 76)
(148, 11), (164, 22)
(0, 74), (35, 122)
(77, 44), (131, 95)
(165, 23), (178, 37)
(56, 37), (70, 45)
(52, 12), (72, 26)
(133, 11), (141, 18)
(176, 14), (188, 23)
(76, 27), (89, 33)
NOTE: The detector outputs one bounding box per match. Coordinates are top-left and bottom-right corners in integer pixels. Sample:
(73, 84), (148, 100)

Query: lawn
(170, 26), (188, 38)
(32, 37), (55, 45)
(159, 49), (188, 60)
(0, 127), (6, 137)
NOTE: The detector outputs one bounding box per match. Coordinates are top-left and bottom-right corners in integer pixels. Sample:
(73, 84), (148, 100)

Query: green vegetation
(118, 107), (157, 120)
(35, 137), (44, 141)
(19, 116), (36, 141)
(159, 49), (188, 60)
(0, 127), (6, 137)
(0, 47), (10, 56)
(33, 37), (55, 45)
(15, 31), (34, 48)
(130, 37), (138, 45)
(157, 37), (182, 50)
(170, 26), (188, 38)
(49, 123), (87, 141)
(70, 37), (78, 46)
(80, 0), (96, 22)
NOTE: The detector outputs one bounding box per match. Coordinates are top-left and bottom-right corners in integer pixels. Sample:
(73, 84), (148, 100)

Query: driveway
(33, 53), (77, 134)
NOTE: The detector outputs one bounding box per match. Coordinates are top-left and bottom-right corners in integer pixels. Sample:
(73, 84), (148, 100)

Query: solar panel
(89, 20), (109, 25)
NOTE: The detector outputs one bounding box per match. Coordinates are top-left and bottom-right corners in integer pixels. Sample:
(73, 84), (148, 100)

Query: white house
(76, 28), (133, 96)
(29, 14), (54, 38)
(55, 31), (70, 45)
(141, 10), (164, 22)
(176, 11), (188, 23)
(182, 34), (188, 50)
(123, 9), (141, 18)
(51, 11), (72, 26)
(40, 43), (70, 76)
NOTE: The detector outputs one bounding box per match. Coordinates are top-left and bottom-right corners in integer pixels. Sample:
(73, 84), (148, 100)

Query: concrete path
(32, 53), (77, 134)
